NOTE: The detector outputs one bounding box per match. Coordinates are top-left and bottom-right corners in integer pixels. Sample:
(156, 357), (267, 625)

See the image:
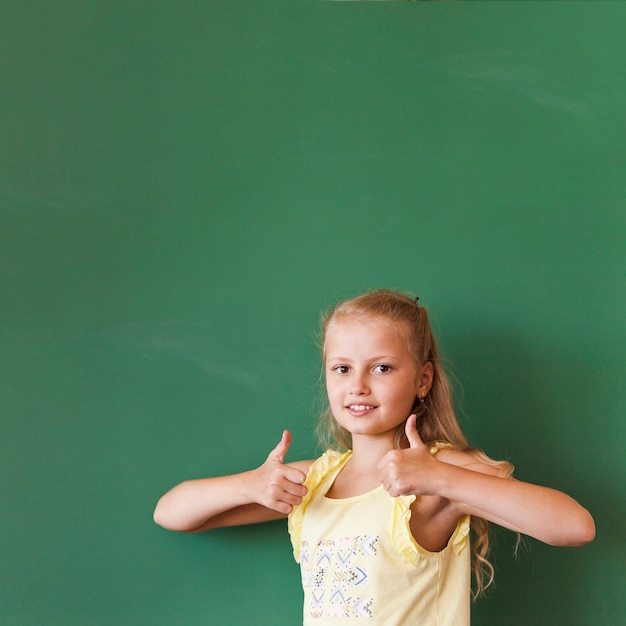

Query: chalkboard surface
(1, 2), (624, 625)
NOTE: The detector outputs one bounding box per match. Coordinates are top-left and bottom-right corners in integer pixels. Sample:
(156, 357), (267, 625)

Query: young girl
(154, 289), (595, 625)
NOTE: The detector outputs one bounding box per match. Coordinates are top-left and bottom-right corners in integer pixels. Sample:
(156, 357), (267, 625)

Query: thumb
(268, 429), (292, 463)
(405, 415), (423, 449)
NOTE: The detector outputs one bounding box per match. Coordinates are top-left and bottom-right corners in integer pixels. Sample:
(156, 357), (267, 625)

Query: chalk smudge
(93, 320), (262, 388)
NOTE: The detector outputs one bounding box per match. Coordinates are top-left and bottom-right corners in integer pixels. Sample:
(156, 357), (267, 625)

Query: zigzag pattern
(301, 535), (380, 619)
(326, 588), (375, 619)
(359, 535), (379, 556)
(353, 597), (374, 618)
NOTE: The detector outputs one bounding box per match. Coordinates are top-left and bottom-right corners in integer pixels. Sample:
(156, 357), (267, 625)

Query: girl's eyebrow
(326, 355), (399, 362)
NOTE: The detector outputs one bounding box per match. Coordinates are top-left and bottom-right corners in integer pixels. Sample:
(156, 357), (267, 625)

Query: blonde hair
(316, 288), (514, 599)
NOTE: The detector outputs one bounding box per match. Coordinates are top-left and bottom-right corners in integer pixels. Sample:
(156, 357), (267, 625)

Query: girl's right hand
(251, 430), (308, 515)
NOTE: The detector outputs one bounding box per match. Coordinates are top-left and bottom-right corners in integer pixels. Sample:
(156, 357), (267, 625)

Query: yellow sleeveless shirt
(288, 450), (470, 626)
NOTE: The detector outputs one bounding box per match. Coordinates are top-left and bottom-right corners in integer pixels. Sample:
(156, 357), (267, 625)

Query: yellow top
(288, 449), (470, 626)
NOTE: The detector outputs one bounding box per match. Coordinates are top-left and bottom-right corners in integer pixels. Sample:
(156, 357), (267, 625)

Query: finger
(268, 430), (291, 463)
(405, 415), (423, 449)
(278, 484), (307, 503)
(282, 465), (307, 486)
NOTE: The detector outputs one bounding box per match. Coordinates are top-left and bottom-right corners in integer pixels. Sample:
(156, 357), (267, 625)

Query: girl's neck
(326, 435), (395, 499)
(349, 434), (396, 466)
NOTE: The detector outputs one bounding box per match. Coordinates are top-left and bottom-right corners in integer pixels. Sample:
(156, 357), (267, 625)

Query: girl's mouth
(346, 404), (377, 416)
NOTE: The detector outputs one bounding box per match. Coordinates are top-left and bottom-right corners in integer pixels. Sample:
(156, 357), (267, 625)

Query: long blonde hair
(315, 289), (514, 599)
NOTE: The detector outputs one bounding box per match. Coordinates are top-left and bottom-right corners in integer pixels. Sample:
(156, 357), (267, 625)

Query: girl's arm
(153, 430), (312, 532)
(427, 452), (594, 546)
(377, 416), (595, 546)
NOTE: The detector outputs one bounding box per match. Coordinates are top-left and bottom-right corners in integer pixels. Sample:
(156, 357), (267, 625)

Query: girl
(154, 289), (595, 625)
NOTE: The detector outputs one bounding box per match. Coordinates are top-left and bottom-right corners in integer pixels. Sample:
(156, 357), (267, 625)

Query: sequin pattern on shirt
(300, 535), (379, 619)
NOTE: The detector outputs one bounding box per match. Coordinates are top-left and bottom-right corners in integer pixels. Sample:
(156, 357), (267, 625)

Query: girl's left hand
(377, 415), (442, 497)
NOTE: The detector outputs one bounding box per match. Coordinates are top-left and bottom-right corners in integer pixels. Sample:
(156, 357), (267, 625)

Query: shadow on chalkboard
(444, 328), (603, 624)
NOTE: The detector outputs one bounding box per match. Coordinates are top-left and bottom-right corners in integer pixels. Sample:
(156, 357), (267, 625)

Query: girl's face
(324, 316), (429, 442)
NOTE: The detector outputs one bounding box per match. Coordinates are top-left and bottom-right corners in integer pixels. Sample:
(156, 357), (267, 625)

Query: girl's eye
(333, 365), (349, 374)
(375, 364), (392, 373)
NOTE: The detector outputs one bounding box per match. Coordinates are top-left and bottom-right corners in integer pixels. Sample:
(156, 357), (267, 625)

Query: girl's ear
(417, 361), (434, 398)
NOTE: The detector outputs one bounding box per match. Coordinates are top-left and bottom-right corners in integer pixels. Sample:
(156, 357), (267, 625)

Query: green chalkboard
(1, 2), (624, 625)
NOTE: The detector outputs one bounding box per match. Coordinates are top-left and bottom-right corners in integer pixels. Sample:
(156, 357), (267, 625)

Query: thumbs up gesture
(252, 430), (308, 515)
(377, 415), (439, 498)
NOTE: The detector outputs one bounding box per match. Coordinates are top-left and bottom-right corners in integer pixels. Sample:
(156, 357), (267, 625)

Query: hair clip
(414, 296), (420, 304)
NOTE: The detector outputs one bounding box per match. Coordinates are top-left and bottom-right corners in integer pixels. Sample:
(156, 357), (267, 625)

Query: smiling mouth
(347, 404), (377, 411)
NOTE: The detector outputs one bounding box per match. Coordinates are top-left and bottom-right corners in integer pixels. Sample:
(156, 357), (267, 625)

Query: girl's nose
(349, 373), (369, 395)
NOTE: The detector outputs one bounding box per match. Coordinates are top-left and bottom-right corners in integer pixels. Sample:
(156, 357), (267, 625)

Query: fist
(254, 430), (308, 514)
(377, 415), (438, 497)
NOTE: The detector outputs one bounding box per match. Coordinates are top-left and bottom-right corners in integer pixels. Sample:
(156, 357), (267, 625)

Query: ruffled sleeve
(429, 441), (470, 554)
(450, 514), (470, 555)
(391, 493), (419, 566)
(391, 498), (470, 566)
(287, 449), (351, 562)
